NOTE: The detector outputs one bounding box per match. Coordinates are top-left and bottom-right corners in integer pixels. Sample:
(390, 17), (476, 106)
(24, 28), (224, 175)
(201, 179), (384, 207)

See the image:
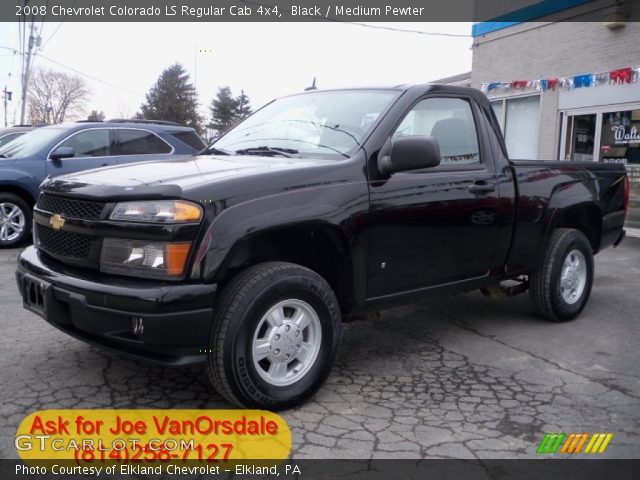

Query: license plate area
(23, 275), (50, 318)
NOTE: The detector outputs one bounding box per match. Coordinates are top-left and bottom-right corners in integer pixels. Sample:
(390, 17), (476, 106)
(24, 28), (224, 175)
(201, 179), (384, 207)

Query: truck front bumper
(16, 246), (217, 366)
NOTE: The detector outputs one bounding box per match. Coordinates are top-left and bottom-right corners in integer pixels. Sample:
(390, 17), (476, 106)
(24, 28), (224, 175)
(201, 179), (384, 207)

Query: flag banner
(481, 65), (640, 94)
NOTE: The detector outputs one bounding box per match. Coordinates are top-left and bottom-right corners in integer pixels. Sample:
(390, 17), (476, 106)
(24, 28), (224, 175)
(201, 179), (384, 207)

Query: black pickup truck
(16, 85), (628, 409)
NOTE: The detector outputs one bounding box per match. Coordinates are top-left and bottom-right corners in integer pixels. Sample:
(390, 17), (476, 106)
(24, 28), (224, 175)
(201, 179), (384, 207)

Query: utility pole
(2, 86), (12, 127)
(20, 18), (40, 125)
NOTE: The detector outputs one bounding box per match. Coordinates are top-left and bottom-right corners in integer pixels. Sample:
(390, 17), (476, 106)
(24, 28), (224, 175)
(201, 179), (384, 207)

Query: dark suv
(0, 120), (205, 247)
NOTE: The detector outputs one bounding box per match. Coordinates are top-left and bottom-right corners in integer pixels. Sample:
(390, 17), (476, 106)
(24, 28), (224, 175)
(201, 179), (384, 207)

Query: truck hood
(40, 154), (341, 200)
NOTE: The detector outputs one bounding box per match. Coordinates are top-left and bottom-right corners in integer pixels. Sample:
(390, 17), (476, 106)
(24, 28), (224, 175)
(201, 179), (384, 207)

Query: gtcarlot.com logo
(537, 433), (613, 454)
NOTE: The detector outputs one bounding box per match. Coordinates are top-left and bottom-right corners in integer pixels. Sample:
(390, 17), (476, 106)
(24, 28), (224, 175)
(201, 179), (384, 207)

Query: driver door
(367, 96), (501, 298)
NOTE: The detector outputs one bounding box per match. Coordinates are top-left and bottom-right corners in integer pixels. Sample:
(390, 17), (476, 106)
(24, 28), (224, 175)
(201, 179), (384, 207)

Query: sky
(0, 21), (472, 126)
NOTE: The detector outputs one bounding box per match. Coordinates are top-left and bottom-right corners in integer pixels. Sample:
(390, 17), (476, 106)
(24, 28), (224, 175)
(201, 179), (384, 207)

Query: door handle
(468, 181), (495, 194)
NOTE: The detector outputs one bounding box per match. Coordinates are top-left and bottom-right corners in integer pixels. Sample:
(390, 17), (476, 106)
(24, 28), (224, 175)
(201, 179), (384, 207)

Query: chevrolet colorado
(16, 85), (628, 409)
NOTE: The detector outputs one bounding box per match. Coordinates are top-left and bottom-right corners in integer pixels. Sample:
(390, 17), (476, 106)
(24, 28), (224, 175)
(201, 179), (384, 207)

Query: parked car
(16, 85), (628, 409)
(0, 119), (205, 247)
(0, 125), (38, 148)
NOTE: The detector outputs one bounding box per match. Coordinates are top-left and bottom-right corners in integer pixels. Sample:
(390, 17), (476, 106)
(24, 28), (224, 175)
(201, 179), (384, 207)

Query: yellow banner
(16, 409), (291, 464)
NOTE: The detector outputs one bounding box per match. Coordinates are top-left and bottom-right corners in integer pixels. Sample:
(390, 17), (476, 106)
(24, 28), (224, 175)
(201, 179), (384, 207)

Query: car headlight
(110, 200), (202, 223)
(100, 238), (192, 279)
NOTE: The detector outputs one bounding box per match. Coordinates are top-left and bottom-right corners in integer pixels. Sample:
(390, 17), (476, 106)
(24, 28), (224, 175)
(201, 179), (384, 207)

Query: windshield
(213, 90), (399, 159)
(0, 127), (65, 159)
(0, 132), (25, 148)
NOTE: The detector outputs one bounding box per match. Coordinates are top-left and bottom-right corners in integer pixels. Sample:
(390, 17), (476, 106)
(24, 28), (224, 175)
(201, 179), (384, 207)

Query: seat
(430, 118), (478, 162)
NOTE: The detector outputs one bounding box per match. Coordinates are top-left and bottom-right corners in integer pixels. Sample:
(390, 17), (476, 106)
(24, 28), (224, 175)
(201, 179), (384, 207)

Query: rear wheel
(0, 193), (31, 248)
(529, 228), (594, 322)
(207, 262), (341, 409)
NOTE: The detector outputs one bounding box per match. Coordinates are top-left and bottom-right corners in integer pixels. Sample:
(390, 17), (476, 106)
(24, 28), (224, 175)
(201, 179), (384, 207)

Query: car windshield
(0, 132), (25, 148)
(212, 90), (399, 160)
(0, 127), (65, 159)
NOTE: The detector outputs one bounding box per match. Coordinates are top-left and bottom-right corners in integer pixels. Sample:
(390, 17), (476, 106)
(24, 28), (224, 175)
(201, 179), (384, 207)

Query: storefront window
(565, 114), (596, 162)
(600, 109), (640, 229)
(491, 95), (540, 160)
(491, 101), (504, 133)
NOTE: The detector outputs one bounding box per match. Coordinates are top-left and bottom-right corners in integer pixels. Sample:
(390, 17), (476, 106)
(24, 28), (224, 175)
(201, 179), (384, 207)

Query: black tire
(529, 228), (594, 322)
(0, 193), (32, 248)
(207, 261), (341, 410)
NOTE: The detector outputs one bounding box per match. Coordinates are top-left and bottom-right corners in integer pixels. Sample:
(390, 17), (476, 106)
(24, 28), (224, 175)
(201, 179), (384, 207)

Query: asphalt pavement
(1, 238), (639, 459)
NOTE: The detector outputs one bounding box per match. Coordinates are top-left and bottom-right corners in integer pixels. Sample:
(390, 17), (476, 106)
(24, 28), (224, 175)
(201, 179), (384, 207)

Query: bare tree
(28, 68), (89, 124)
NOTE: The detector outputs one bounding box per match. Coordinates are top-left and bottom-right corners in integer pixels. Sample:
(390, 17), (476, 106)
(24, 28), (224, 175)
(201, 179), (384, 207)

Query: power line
(238, 1), (471, 38)
(38, 0), (50, 45)
(341, 22), (471, 38)
(40, 21), (63, 49)
(0, 46), (23, 54)
(0, 46), (141, 97)
(40, 0), (75, 49)
(34, 52), (143, 97)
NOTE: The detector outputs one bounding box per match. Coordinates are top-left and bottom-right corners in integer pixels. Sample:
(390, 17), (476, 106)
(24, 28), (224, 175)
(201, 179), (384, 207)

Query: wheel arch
(547, 202), (602, 253)
(212, 223), (354, 314)
(0, 184), (36, 208)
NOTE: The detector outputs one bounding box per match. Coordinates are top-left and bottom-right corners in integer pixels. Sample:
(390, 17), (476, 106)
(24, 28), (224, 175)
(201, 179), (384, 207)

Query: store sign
(600, 110), (640, 174)
(612, 125), (640, 144)
(598, 109), (640, 230)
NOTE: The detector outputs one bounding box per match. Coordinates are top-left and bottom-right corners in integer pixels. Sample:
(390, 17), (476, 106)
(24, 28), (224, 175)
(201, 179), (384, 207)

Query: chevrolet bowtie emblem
(49, 214), (65, 230)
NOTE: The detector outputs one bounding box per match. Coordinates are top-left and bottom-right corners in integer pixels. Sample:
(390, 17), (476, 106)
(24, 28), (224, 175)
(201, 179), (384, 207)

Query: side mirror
(378, 136), (441, 174)
(50, 146), (75, 161)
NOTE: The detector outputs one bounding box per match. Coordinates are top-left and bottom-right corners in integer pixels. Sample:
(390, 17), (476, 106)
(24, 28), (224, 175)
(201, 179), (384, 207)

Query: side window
(393, 97), (481, 166)
(114, 129), (172, 155)
(170, 131), (206, 151)
(58, 129), (111, 157)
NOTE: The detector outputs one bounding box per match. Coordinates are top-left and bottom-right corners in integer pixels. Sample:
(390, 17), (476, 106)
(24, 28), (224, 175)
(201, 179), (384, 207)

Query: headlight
(100, 238), (192, 279)
(110, 200), (202, 223)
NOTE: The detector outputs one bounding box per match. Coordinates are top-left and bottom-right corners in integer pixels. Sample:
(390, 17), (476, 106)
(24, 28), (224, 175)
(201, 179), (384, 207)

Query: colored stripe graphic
(537, 433), (565, 454)
(584, 433), (613, 454)
(539, 433), (613, 454)
(560, 433), (589, 454)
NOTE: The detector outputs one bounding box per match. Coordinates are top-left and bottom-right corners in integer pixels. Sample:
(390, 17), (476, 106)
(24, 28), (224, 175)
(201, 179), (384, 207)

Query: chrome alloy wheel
(0, 202), (26, 243)
(560, 249), (587, 305)
(251, 299), (322, 387)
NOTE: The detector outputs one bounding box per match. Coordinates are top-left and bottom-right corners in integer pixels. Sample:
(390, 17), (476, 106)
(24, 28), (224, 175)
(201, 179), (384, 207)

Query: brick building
(470, 0), (640, 234)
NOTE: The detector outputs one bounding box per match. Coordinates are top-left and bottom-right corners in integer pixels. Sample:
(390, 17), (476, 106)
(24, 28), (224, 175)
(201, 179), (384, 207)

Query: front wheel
(529, 228), (594, 322)
(0, 193), (32, 248)
(207, 262), (341, 409)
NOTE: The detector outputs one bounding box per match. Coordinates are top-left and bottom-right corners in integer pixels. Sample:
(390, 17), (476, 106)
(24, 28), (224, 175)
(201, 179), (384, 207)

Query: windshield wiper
(199, 145), (232, 156)
(0, 154), (10, 159)
(235, 146), (299, 158)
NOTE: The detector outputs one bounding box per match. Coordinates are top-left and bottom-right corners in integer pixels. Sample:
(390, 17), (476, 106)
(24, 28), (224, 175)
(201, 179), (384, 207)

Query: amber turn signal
(173, 201), (203, 222)
(166, 243), (192, 276)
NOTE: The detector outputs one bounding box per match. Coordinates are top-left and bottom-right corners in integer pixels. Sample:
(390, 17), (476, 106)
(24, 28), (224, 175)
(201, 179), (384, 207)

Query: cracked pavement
(1, 238), (639, 459)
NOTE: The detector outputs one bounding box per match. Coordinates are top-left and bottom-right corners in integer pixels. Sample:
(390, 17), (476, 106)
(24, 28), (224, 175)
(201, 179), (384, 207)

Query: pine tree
(234, 90), (252, 119)
(87, 110), (105, 122)
(208, 86), (239, 135)
(138, 63), (203, 133)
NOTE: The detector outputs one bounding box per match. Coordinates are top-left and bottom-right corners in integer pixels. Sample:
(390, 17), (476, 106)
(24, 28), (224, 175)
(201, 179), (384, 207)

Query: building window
(491, 100), (504, 133)
(491, 95), (540, 160)
(564, 114), (597, 162)
(600, 109), (640, 230)
(561, 106), (640, 232)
